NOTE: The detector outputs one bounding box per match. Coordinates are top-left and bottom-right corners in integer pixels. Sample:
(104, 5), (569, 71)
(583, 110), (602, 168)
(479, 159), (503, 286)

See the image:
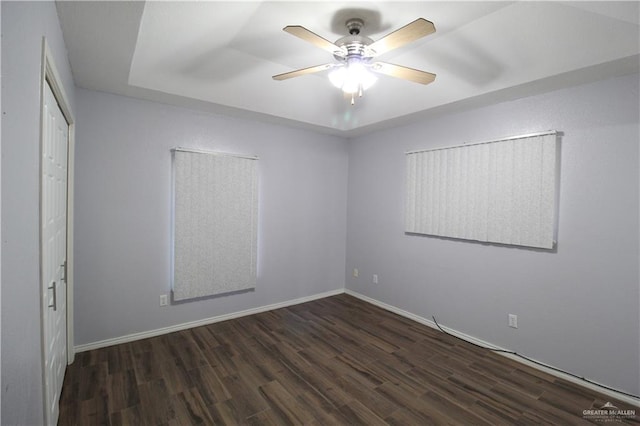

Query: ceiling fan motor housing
(334, 18), (374, 62)
(334, 35), (374, 60)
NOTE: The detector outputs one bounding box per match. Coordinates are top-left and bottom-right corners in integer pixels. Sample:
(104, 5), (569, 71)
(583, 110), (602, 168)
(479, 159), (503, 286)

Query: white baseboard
(344, 289), (640, 408)
(74, 286), (639, 408)
(74, 288), (345, 353)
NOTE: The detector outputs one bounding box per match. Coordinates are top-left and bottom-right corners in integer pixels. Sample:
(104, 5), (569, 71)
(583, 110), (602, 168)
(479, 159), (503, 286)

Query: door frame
(39, 38), (75, 424)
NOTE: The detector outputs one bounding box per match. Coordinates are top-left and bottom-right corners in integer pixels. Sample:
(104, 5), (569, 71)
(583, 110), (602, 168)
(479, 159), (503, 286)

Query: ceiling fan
(273, 17), (436, 104)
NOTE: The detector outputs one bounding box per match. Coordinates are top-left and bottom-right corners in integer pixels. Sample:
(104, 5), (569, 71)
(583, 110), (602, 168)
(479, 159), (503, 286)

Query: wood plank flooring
(59, 294), (638, 425)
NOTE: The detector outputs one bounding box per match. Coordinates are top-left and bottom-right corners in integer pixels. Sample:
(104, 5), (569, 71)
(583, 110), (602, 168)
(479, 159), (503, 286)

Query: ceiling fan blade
(272, 63), (337, 81)
(367, 18), (435, 56)
(283, 26), (346, 57)
(371, 62), (436, 85)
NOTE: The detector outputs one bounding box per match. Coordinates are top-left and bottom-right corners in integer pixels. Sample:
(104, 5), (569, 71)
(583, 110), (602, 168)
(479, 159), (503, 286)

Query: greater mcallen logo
(583, 402), (636, 422)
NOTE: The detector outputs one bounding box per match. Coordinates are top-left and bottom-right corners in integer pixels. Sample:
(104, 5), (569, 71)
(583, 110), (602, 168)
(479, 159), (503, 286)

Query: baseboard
(74, 286), (638, 408)
(74, 288), (345, 353)
(344, 289), (640, 408)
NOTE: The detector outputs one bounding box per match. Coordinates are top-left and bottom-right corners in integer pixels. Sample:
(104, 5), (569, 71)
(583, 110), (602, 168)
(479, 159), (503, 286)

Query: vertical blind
(405, 132), (558, 249)
(172, 148), (258, 301)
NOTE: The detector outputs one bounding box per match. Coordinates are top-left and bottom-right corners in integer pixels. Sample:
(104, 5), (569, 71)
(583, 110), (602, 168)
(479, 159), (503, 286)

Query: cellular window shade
(172, 149), (258, 301)
(405, 133), (558, 249)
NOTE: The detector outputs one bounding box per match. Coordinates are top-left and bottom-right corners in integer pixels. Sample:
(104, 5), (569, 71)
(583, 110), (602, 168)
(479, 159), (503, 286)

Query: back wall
(345, 73), (639, 396)
(74, 88), (349, 346)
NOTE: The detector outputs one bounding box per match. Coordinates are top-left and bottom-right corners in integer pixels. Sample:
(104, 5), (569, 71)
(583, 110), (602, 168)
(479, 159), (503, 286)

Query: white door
(42, 81), (69, 426)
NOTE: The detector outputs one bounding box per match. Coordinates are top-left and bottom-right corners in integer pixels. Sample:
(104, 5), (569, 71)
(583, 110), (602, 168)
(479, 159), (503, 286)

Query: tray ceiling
(56, 1), (640, 136)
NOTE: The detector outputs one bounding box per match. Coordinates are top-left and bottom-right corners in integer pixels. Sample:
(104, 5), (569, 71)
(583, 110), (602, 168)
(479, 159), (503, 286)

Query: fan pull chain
(349, 83), (364, 106)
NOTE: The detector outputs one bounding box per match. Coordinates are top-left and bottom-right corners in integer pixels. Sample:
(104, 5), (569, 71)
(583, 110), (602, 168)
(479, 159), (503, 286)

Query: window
(172, 148), (258, 300)
(405, 132), (558, 249)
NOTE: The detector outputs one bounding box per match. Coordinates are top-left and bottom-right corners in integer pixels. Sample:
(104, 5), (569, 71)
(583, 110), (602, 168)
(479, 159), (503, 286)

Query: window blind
(405, 132), (558, 249)
(172, 148), (258, 301)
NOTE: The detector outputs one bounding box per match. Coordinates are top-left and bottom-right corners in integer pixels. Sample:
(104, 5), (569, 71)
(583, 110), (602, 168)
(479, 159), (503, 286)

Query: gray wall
(73, 88), (348, 345)
(1, 2), (76, 425)
(1, 3), (638, 421)
(345, 73), (640, 396)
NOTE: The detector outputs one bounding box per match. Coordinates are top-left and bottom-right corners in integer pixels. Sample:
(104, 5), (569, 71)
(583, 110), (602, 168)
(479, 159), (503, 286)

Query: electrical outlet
(508, 314), (518, 328)
(353, 268), (359, 278)
(160, 294), (168, 307)
(372, 274), (379, 284)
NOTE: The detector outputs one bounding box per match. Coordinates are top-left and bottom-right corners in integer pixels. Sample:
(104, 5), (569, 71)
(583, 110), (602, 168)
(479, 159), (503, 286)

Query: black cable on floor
(431, 316), (640, 400)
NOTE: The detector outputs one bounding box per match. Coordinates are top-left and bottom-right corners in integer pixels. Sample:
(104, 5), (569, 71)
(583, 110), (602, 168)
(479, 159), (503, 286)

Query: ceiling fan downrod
(346, 18), (364, 35)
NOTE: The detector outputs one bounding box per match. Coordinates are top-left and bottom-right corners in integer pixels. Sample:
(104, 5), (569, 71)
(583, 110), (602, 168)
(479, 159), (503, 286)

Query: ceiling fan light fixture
(328, 66), (347, 89)
(328, 62), (377, 94)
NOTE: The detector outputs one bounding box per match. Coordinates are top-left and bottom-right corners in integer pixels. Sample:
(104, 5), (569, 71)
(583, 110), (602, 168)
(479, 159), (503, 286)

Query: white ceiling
(56, 1), (640, 136)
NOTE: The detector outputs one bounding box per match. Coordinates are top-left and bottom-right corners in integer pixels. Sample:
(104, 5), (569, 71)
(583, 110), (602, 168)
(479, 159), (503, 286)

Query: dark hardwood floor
(59, 294), (638, 425)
